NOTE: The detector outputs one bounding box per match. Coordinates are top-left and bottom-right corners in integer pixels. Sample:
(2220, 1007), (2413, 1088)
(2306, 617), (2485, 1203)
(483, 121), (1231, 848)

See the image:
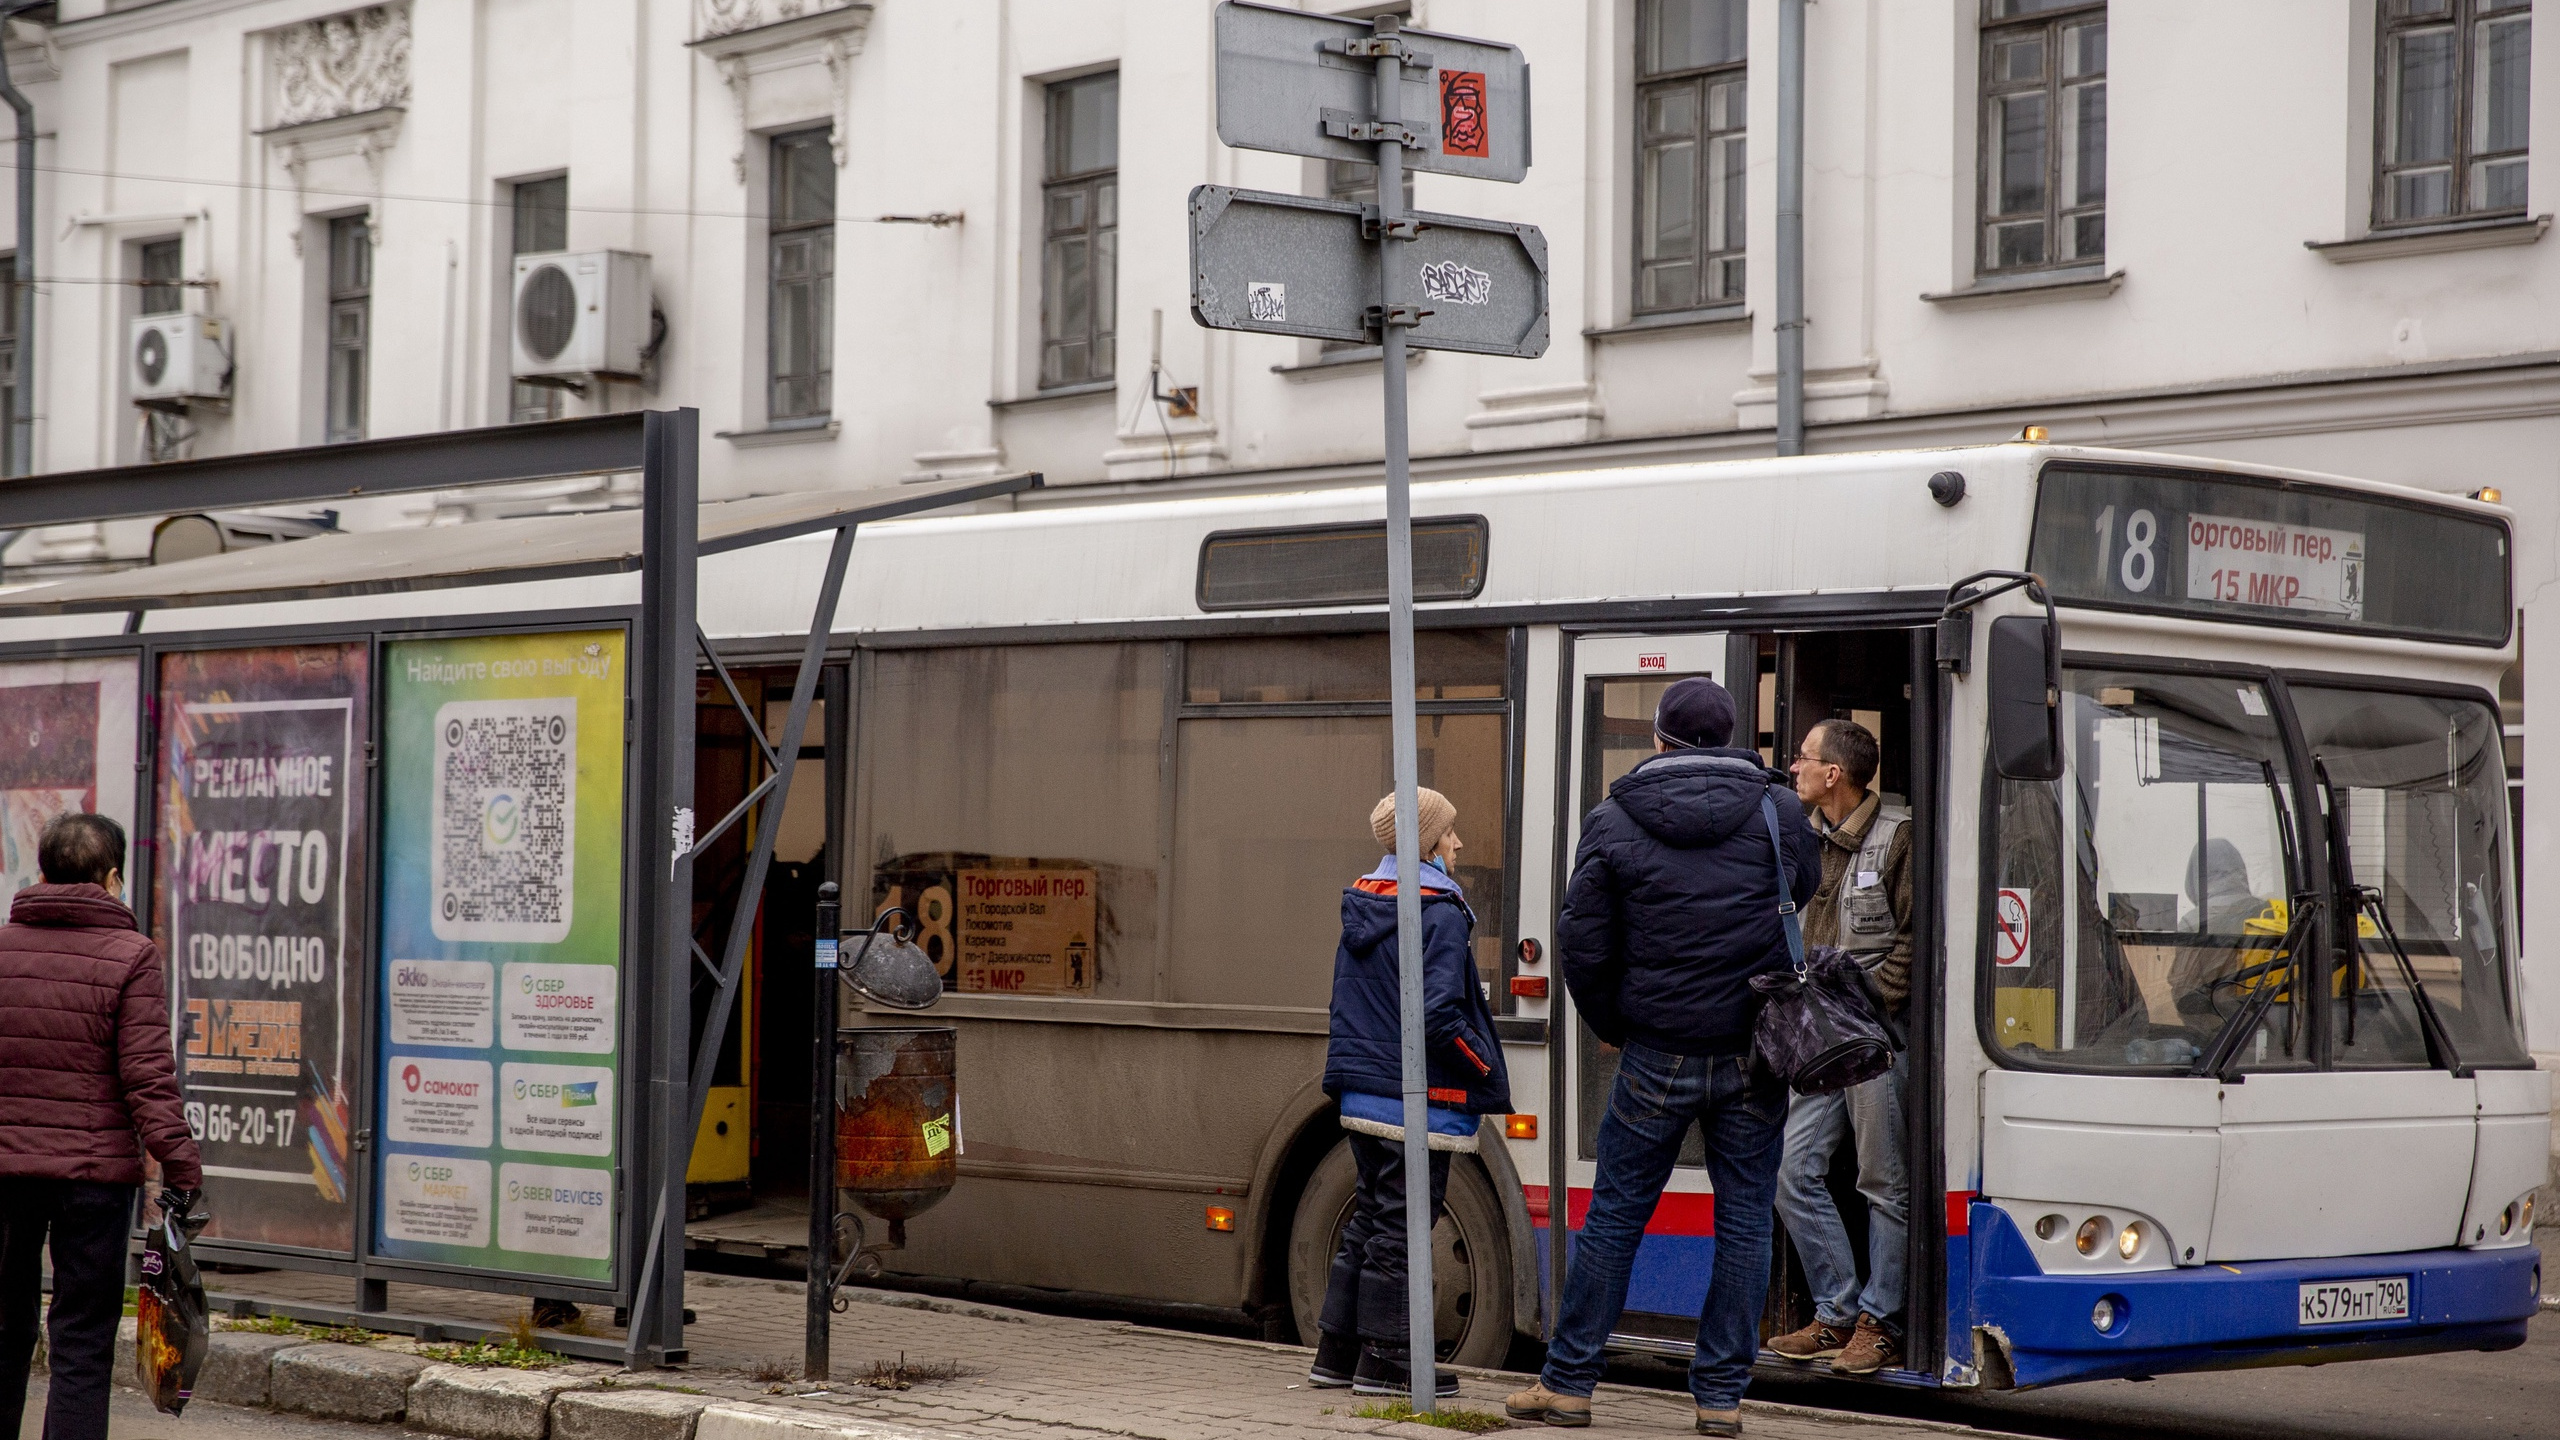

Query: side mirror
(1988, 614), (2062, 781)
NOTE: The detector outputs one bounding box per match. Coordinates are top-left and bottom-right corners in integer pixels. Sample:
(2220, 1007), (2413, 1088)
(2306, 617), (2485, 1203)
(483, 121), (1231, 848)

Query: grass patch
(417, 1338), (566, 1370)
(1351, 1400), (1511, 1433)
(216, 1314), (380, 1346)
(852, 1353), (978, 1391)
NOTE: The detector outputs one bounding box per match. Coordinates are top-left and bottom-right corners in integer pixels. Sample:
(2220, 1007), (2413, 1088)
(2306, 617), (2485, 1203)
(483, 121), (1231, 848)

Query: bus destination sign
(2027, 464), (2509, 646)
(2183, 513), (2365, 621)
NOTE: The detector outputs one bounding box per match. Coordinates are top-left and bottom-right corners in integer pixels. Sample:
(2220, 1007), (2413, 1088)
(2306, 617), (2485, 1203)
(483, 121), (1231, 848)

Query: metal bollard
(803, 882), (841, 1380)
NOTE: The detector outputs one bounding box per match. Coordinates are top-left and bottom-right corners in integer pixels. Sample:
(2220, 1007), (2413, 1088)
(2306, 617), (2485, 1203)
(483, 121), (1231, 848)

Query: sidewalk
(204, 1266), (1980, 1440)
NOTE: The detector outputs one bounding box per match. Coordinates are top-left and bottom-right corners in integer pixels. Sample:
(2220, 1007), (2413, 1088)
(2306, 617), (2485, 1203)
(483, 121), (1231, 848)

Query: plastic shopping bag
(134, 1188), (210, 1416)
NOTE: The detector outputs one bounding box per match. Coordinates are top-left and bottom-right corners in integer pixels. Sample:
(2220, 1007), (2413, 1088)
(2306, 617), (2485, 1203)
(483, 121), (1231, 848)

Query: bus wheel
(1285, 1138), (1516, 1369)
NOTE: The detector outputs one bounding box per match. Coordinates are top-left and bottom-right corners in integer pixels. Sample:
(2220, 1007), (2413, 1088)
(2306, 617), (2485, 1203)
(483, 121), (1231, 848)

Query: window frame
(324, 214), (371, 445)
(137, 238), (184, 317)
(1631, 0), (1750, 317)
(767, 127), (837, 425)
(2373, 0), (2535, 229)
(1976, 0), (2109, 277)
(1039, 70), (1119, 391)
(846, 627), (1525, 1016)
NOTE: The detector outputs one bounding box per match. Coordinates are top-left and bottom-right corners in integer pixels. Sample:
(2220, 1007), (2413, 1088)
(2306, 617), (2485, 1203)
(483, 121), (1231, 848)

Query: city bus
(0, 440), (2540, 1389)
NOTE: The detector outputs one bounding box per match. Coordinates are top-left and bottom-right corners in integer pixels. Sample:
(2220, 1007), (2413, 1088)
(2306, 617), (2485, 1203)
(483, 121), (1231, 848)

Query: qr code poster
(429, 698), (578, 944)
(374, 630), (624, 1282)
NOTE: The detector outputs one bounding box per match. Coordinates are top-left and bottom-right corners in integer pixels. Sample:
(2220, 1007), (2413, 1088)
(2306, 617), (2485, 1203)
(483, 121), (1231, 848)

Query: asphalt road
(1652, 1233), (2560, 1440)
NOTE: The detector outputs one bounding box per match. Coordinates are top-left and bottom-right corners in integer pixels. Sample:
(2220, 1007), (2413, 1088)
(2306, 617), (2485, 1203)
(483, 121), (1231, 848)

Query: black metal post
(805, 882), (841, 1379)
(627, 408), (699, 1368)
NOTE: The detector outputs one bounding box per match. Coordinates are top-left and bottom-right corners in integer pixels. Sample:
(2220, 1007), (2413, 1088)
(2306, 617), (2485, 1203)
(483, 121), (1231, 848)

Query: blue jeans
(1774, 1052), (1907, 1334)
(1541, 1042), (1788, 1410)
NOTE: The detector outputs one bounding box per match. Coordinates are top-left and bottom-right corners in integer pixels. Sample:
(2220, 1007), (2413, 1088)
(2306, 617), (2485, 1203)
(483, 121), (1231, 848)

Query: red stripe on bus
(1523, 1186), (1715, 1236)
(1525, 1186), (1982, 1240)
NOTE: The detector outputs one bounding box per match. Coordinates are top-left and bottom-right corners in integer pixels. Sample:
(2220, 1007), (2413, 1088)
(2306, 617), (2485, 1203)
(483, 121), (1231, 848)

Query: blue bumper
(1966, 1204), (2542, 1389)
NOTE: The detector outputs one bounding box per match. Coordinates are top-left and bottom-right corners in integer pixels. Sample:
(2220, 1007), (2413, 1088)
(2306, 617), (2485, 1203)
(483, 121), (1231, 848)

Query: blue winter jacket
(1558, 748), (1822, 1056)
(1322, 857), (1514, 1118)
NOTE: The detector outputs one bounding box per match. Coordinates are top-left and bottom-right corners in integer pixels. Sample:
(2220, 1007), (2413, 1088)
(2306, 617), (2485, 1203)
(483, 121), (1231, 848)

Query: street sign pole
(1366, 16), (1436, 1415)
(1200, 7), (1543, 1410)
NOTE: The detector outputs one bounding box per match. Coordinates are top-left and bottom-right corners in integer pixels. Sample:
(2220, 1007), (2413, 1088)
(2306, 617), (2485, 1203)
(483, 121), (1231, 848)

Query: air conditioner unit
(512, 249), (653, 380)
(129, 313), (230, 403)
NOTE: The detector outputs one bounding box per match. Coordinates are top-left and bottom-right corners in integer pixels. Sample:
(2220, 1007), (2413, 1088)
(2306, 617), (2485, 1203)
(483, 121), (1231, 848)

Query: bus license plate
(2298, 1277), (2409, 1326)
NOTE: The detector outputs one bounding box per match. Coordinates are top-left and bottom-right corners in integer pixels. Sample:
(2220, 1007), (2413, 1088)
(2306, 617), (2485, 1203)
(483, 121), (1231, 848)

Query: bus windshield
(1985, 669), (2307, 1073)
(1983, 668), (2527, 1074)
(2292, 685), (2528, 1070)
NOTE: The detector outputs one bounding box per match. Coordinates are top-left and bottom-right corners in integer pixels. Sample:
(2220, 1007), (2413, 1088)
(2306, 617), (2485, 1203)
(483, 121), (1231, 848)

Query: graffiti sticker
(1440, 70), (1490, 158)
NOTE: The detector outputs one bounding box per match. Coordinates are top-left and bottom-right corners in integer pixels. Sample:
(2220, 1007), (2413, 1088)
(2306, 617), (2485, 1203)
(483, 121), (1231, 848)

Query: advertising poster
(0, 657), (139, 911)
(155, 644), (370, 1254)
(373, 630), (625, 1282)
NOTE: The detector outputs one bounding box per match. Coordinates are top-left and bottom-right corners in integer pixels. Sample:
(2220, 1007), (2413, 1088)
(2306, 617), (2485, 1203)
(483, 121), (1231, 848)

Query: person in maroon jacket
(0, 813), (203, 1440)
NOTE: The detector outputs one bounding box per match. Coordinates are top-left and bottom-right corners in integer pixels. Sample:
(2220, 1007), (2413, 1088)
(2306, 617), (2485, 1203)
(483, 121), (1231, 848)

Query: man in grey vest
(1768, 718), (1912, 1376)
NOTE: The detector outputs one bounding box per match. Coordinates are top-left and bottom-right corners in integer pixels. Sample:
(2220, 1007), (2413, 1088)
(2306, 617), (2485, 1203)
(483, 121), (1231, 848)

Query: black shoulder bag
(1748, 788), (1898, 1094)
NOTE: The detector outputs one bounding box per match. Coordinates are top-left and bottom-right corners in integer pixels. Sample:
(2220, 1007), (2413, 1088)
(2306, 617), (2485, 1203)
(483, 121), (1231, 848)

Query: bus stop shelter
(0, 411), (1036, 1364)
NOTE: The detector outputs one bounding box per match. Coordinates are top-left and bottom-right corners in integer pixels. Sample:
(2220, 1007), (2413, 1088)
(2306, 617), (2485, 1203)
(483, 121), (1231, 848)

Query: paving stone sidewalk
(195, 1266), (1980, 1440)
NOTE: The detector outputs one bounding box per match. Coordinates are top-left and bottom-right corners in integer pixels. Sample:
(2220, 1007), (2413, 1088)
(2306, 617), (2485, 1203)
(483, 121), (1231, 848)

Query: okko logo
(403, 1063), (422, 1093)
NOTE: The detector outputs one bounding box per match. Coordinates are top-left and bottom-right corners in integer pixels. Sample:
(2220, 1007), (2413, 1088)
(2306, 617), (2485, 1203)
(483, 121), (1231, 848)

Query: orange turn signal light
(1510, 976), (1548, 998)
(1506, 1114), (1538, 1140)
(1205, 1206), (1236, 1232)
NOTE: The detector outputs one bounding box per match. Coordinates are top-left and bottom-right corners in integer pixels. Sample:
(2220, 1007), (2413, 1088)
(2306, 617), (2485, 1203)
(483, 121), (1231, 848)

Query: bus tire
(1285, 1138), (1515, 1369)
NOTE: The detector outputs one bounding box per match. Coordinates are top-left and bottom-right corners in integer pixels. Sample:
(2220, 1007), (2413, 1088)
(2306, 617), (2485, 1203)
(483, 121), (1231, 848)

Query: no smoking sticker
(1994, 888), (2032, 967)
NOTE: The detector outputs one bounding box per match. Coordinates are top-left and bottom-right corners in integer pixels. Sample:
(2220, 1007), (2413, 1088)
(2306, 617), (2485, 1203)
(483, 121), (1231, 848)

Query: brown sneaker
(1696, 1406), (1743, 1436)
(1831, 1314), (1902, 1376)
(1503, 1383), (1592, 1427)
(1767, 1316), (1852, 1361)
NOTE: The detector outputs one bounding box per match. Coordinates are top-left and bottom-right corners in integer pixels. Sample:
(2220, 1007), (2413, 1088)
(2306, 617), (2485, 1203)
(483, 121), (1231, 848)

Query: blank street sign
(1214, 0), (1529, 183)
(1189, 186), (1548, 360)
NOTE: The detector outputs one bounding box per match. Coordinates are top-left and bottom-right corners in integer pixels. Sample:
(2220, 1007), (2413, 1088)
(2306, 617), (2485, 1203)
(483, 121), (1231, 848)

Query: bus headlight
(2076, 1216), (2109, 1257)
(2117, 1221), (2146, 1262)
(2499, 1190), (2536, 1238)
(2092, 1295), (2125, 1334)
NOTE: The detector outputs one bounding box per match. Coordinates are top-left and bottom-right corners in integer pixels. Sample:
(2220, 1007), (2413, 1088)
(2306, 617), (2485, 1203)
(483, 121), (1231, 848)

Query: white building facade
(1, 0), (2556, 1050)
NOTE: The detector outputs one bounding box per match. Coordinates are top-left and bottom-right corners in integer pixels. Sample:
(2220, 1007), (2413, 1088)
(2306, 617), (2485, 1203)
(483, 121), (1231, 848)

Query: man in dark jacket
(1314, 789), (1510, 1399)
(1509, 678), (1817, 1436)
(0, 813), (204, 1440)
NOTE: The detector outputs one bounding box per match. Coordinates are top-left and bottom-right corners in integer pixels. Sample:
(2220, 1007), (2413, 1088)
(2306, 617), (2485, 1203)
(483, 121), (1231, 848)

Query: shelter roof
(0, 474), (1038, 617)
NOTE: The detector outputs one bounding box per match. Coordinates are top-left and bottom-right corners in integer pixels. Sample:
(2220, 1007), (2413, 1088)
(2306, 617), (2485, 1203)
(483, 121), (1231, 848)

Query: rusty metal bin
(836, 1025), (957, 1227)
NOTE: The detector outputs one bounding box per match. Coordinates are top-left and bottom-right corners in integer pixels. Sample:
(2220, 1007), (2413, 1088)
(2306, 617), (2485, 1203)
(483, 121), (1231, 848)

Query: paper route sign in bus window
(2183, 514), (2365, 621)
(958, 866), (1098, 994)
(373, 629), (625, 1283)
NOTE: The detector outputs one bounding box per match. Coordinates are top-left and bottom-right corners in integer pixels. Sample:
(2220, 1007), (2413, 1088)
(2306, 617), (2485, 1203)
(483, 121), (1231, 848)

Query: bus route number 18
(2093, 506), (2161, 596)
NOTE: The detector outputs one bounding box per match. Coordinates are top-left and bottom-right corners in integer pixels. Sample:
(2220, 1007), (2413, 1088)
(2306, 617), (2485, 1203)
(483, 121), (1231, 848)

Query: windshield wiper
(2348, 884), (2471, 1079)
(2192, 894), (2317, 1082)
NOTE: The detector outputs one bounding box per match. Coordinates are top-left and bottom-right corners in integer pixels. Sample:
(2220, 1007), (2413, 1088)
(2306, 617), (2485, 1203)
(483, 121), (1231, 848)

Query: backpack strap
(1759, 788), (1807, 976)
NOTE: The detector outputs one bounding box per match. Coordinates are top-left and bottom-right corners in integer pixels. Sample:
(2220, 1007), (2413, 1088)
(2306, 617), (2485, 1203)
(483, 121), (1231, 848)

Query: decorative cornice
(691, 2), (872, 173)
(691, 0), (870, 47)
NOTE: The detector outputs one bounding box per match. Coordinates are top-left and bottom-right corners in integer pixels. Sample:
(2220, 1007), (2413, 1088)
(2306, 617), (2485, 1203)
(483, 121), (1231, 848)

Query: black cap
(1654, 676), (1737, 750)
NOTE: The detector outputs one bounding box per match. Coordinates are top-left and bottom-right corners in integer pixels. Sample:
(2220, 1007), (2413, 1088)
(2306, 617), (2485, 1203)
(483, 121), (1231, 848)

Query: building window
(768, 128), (835, 423)
(0, 250), (18, 477)
(1979, 0), (2106, 274)
(1041, 71), (1118, 389)
(138, 239), (183, 316)
(325, 215), (370, 444)
(1634, 0), (1747, 314)
(2377, 0), (2532, 226)
(511, 176), (568, 423)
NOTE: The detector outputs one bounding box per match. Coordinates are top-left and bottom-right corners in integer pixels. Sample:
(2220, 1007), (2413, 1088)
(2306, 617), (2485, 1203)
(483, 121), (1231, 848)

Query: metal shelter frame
(0, 412), (1037, 1366)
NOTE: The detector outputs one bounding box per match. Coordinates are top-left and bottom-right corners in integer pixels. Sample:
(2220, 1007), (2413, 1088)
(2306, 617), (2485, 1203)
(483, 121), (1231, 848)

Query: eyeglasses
(1793, 751), (1834, 768)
